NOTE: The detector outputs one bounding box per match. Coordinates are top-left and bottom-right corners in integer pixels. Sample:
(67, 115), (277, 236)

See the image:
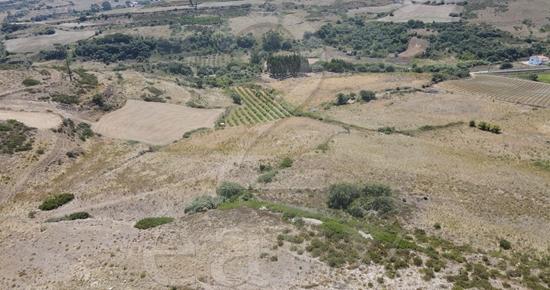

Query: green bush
(134, 217), (174, 229)
(327, 183), (361, 209)
(499, 239), (511, 250)
(257, 170), (277, 183)
(216, 181), (246, 199)
(279, 157), (293, 168)
(51, 93), (79, 105)
(22, 78), (40, 87)
(39, 193), (74, 211)
(0, 119), (35, 154)
(359, 90), (376, 102)
(66, 211), (91, 220)
(378, 127), (396, 135)
(184, 195), (222, 213)
(469, 120), (476, 127)
(363, 183), (392, 197)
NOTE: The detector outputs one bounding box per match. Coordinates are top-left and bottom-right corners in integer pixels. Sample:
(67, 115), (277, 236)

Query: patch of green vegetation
(39, 193), (74, 211)
(51, 93), (79, 105)
(279, 157), (293, 169)
(74, 68), (98, 87)
(476, 121), (502, 134)
(54, 119), (94, 141)
(46, 211), (91, 222)
(184, 195), (223, 214)
(182, 127), (210, 139)
(134, 217), (174, 229)
(533, 160), (550, 171)
(0, 119), (35, 154)
(377, 126), (396, 135)
(257, 170), (278, 183)
(22, 78), (40, 87)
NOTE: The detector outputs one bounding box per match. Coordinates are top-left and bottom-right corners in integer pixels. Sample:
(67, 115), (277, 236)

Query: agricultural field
(267, 73), (431, 109)
(0, 110), (62, 129)
(92, 100), (224, 145)
(4, 30), (96, 53)
(440, 74), (550, 108)
(469, 0), (550, 38)
(379, 3), (463, 23)
(1, 0), (550, 289)
(224, 86), (293, 126)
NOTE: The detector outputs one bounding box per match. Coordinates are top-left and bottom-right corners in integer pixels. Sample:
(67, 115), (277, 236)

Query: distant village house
(528, 55), (549, 66)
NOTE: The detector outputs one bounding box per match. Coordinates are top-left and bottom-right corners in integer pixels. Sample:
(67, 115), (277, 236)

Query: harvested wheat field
(266, 73), (431, 108)
(92, 100), (223, 145)
(440, 74), (550, 108)
(5, 30), (95, 53)
(0, 110), (62, 129)
(379, 3), (463, 22)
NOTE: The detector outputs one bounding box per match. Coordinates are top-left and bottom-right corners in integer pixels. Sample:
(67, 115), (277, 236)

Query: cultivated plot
(224, 87), (292, 127)
(441, 75), (550, 108)
(92, 100), (223, 145)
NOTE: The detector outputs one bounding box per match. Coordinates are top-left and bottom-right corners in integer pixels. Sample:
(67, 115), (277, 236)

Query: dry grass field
(266, 72), (431, 108)
(0, 110), (62, 129)
(470, 0), (550, 37)
(440, 74), (550, 108)
(5, 30), (96, 53)
(91, 100), (223, 145)
(379, 3), (463, 22)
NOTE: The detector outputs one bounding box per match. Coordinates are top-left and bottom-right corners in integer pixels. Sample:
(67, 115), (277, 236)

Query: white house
(528, 55), (549, 66)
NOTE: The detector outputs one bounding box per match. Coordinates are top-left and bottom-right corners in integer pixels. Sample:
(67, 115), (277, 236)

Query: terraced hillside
(441, 74), (550, 108)
(224, 87), (293, 126)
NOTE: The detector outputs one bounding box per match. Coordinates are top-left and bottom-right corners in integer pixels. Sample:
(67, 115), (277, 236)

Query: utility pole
(65, 47), (73, 82)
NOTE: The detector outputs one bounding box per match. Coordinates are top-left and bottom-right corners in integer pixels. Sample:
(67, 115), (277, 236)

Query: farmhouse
(528, 55), (549, 66)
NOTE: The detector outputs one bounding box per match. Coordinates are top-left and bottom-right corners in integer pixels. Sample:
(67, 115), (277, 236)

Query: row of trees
(266, 54), (310, 79)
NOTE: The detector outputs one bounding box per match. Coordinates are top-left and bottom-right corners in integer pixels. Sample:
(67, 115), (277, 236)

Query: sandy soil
(0, 110), (62, 129)
(5, 30), (96, 53)
(92, 100), (224, 145)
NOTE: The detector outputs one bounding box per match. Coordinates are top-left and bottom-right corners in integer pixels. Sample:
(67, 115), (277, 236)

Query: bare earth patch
(0, 110), (62, 129)
(398, 37), (429, 59)
(5, 30), (95, 53)
(92, 100), (223, 145)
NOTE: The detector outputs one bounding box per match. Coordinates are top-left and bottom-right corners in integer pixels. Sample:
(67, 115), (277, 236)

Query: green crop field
(224, 87), (293, 126)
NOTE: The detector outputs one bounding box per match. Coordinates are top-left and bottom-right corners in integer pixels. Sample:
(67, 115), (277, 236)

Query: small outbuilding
(528, 55), (549, 66)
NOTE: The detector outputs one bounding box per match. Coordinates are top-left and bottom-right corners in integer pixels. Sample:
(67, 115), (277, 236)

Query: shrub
(469, 120), (476, 127)
(51, 93), (79, 105)
(363, 183), (392, 197)
(39, 193), (74, 210)
(22, 78), (40, 87)
(0, 119), (35, 154)
(184, 195), (222, 213)
(335, 93), (350, 105)
(257, 170), (277, 183)
(216, 181), (246, 199)
(230, 92), (242, 105)
(499, 239), (511, 250)
(377, 127), (396, 134)
(369, 196), (395, 214)
(527, 73), (539, 81)
(279, 157), (293, 168)
(359, 90), (376, 102)
(259, 162), (273, 172)
(327, 183), (361, 209)
(66, 211), (90, 220)
(500, 62), (513, 69)
(134, 217), (174, 229)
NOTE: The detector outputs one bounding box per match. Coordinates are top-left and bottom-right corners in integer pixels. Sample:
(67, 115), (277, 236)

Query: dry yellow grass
(266, 72), (431, 108)
(92, 100), (223, 145)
